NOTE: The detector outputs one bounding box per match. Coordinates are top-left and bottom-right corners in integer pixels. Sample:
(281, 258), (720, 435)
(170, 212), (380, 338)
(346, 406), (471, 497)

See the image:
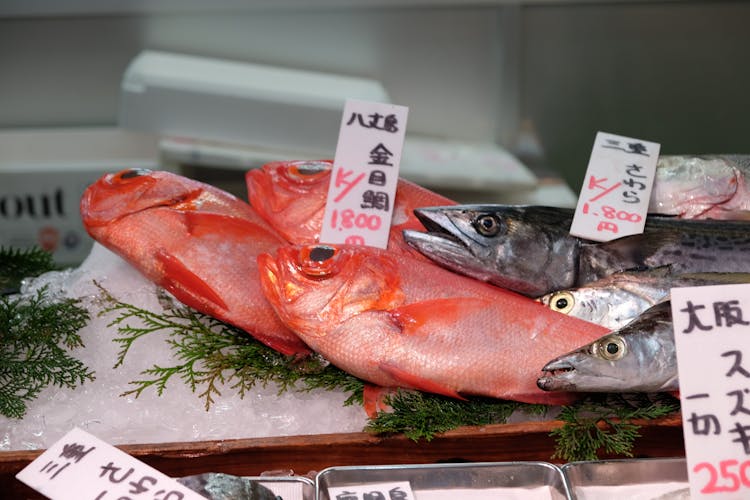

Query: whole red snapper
(258, 243), (609, 405)
(80, 168), (311, 357)
(245, 160), (455, 258)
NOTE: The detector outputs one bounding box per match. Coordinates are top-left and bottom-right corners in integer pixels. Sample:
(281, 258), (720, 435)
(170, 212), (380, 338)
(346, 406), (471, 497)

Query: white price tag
(319, 98), (409, 249)
(327, 480), (415, 500)
(570, 131), (660, 242)
(15, 427), (205, 500)
(671, 285), (750, 499)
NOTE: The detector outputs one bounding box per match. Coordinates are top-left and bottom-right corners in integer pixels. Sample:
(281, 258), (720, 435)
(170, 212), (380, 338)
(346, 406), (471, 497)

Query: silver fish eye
(549, 291), (574, 314)
(595, 334), (627, 361)
(473, 214), (502, 237)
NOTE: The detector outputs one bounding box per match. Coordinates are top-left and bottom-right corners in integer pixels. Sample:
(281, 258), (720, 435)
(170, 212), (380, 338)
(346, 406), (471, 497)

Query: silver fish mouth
(537, 359), (576, 391)
(405, 207), (473, 250)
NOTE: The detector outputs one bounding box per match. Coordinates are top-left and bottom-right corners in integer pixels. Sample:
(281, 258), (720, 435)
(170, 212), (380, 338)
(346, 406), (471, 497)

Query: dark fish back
(579, 216), (750, 283)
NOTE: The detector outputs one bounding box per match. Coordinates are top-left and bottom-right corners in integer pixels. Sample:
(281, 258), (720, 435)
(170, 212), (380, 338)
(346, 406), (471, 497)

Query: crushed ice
(0, 243), (368, 451)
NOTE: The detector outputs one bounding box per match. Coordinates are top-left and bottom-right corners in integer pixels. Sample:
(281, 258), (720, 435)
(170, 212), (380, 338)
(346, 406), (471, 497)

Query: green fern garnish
(550, 393), (681, 462)
(0, 246), (56, 293)
(365, 390), (548, 441)
(98, 286), (364, 410)
(0, 287), (94, 418)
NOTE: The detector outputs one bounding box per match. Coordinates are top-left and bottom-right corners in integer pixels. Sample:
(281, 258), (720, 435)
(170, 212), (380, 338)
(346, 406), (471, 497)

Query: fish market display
(245, 159), (455, 258)
(80, 168), (310, 356)
(404, 205), (750, 297)
(650, 154), (750, 219)
(537, 302), (677, 393)
(537, 267), (750, 330)
(258, 243), (608, 405)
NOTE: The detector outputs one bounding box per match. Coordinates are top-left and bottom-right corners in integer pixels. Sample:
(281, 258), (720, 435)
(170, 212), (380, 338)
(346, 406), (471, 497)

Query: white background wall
(0, 0), (747, 188)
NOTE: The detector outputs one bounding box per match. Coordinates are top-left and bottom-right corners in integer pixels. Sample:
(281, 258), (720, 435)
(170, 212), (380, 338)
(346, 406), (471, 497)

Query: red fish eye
(284, 161), (332, 183)
(298, 245), (339, 276)
(113, 168), (153, 182)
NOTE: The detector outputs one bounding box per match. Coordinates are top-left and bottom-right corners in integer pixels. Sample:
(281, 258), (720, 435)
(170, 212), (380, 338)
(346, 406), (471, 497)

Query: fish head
(80, 168), (207, 230)
(245, 160), (333, 243)
(403, 205), (579, 296)
(258, 244), (404, 336)
(538, 302), (677, 393)
(649, 155), (738, 218)
(537, 332), (638, 392)
(537, 287), (647, 330)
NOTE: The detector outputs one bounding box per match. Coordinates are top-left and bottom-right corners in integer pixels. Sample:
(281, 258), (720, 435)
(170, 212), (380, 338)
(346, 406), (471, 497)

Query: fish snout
(537, 358), (576, 391)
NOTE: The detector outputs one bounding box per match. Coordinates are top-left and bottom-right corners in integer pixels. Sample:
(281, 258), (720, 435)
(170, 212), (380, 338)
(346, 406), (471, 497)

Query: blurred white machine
(119, 50), (570, 203)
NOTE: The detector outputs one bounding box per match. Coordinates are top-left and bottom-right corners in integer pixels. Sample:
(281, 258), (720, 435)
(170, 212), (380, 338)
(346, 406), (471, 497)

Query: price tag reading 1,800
(570, 131), (660, 242)
(320, 99), (409, 249)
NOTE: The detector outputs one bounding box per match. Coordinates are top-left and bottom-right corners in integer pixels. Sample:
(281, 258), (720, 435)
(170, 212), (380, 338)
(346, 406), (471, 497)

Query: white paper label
(16, 427), (204, 500)
(319, 98), (409, 249)
(327, 480), (415, 500)
(570, 131), (660, 242)
(671, 285), (750, 499)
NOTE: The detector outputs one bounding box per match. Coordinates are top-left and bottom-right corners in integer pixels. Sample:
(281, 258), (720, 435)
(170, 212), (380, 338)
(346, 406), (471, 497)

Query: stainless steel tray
(316, 461), (571, 499)
(561, 457), (688, 499)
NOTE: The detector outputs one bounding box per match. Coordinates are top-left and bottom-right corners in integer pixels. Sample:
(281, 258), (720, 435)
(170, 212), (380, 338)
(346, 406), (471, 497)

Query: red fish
(80, 168), (311, 357)
(245, 160), (456, 259)
(258, 243), (609, 405)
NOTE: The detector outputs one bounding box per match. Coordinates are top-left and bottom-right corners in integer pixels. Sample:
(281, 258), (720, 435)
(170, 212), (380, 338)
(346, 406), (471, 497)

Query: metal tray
(316, 461), (571, 499)
(561, 457), (689, 499)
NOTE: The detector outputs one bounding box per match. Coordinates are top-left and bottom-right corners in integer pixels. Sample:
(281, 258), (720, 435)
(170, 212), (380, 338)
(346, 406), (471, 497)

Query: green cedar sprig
(0, 246), (56, 294)
(0, 287), (94, 419)
(550, 393), (681, 462)
(365, 390), (548, 441)
(98, 286), (364, 410)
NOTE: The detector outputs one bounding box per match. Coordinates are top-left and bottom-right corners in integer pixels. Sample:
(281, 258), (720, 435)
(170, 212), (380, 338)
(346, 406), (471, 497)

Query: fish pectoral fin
(181, 210), (273, 239)
(155, 249), (228, 312)
(379, 362), (467, 400)
(362, 384), (399, 418)
(389, 298), (490, 335)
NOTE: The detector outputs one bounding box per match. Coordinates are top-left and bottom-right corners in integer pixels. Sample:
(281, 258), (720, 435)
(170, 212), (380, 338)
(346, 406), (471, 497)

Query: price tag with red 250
(672, 284), (750, 499)
(320, 99), (409, 249)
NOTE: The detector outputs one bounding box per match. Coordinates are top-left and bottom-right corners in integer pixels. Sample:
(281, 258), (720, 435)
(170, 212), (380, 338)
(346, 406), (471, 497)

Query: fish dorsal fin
(379, 362), (466, 400)
(389, 298), (489, 335)
(155, 249), (228, 312)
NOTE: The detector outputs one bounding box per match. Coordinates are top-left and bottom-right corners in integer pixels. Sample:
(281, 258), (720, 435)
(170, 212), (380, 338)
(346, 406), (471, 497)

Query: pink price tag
(671, 285), (750, 499)
(570, 131), (660, 242)
(319, 99), (409, 249)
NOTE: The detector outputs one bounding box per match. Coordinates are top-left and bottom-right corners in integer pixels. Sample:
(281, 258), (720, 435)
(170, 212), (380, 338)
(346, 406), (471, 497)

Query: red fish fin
(155, 250), (228, 312)
(362, 384), (397, 418)
(181, 211), (273, 239)
(390, 298), (488, 335)
(379, 362), (467, 401)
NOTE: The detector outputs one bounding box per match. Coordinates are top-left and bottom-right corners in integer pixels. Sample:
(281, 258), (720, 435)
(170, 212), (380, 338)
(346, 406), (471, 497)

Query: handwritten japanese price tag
(327, 480), (415, 500)
(319, 98), (409, 249)
(570, 131), (660, 242)
(671, 284), (750, 499)
(16, 427), (204, 500)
